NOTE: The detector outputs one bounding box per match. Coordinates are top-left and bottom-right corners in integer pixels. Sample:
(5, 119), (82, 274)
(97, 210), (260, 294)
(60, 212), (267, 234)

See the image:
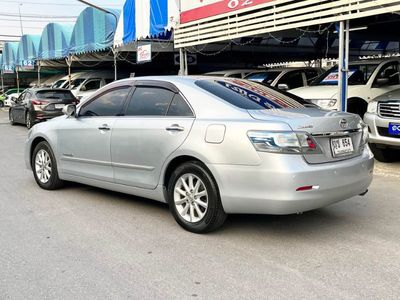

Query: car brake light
(247, 131), (322, 154)
(32, 99), (49, 105)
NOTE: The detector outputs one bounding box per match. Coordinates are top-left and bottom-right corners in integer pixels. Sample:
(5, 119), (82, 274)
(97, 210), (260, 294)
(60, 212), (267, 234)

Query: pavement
(0, 108), (400, 299)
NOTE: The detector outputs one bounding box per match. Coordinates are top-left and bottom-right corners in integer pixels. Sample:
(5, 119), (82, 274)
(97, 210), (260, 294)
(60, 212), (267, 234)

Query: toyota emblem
(339, 119), (348, 129)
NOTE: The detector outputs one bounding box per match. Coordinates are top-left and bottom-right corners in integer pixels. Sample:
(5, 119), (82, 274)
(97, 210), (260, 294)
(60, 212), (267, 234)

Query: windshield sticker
(322, 69), (356, 83)
(218, 79), (303, 109)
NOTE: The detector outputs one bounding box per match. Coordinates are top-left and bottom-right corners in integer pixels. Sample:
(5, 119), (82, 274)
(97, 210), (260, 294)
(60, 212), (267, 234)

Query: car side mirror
(277, 83), (290, 91)
(80, 86), (87, 92)
(375, 77), (390, 87)
(62, 104), (76, 117)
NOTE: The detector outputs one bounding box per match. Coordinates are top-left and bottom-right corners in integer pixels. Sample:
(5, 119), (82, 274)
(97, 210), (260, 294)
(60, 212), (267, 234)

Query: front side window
(83, 79), (101, 91)
(278, 71), (304, 89)
(374, 62), (399, 86)
(125, 87), (175, 116)
(79, 86), (130, 117)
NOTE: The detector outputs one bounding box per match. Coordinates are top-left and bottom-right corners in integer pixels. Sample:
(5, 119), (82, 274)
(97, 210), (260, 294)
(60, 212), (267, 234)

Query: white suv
(290, 58), (400, 116)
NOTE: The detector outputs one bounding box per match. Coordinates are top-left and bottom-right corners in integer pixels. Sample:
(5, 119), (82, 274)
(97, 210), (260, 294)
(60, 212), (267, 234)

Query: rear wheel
(370, 144), (396, 162)
(32, 141), (64, 190)
(0, 101), (4, 107)
(26, 112), (33, 129)
(167, 161), (227, 233)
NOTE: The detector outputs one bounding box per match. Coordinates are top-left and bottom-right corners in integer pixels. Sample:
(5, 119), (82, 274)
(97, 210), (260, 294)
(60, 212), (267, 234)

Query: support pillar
(66, 56), (73, 88)
(112, 48), (118, 81)
(338, 20), (350, 112)
(37, 60), (41, 86)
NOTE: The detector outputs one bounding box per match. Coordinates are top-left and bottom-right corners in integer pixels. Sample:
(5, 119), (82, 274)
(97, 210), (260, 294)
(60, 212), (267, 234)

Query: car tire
(26, 112), (33, 129)
(167, 161), (227, 233)
(32, 141), (64, 190)
(370, 144), (395, 162)
(9, 110), (16, 125)
(0, 101), (4, 108)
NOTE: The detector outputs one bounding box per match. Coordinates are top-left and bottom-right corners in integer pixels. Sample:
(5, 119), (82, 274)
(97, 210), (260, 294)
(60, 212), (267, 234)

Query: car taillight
(31, 99), (49, 105)
(247, 131), (322, 154)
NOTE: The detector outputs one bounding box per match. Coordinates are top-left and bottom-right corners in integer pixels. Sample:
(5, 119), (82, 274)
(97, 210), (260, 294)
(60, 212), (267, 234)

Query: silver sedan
(25, 76), (374, 233)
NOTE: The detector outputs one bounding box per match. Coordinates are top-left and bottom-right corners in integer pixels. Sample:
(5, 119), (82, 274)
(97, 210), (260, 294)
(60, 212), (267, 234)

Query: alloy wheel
(174, 173), (208, 223)
(35, 149), (52, 184)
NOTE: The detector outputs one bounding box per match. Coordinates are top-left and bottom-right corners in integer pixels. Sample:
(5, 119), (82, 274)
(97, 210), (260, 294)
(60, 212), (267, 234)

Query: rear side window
(167, 94), (193, 117)
(195, 79), (305, 110)
(36, 90), (75, 100)
(125, 87), (175, 116)
(79, 86), (130, 117)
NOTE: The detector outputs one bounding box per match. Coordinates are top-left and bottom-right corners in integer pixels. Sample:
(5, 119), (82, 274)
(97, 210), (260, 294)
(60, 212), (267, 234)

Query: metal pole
(1, 71), (4, 92)
(344, 20), (350, 112)
(179, 48), (184, 75)
(112, 48), (117, 81)
(338, 21), (345, 112)
(66, 56), (72, 88)
(184, 50), (188, 76)
(37, 60), (41, 86)
(18, 3), (24, 35)
(16, 67), (20, 93)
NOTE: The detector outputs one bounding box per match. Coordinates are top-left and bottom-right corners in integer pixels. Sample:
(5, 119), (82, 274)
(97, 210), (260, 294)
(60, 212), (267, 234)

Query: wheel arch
(347, 97), (368, 116)
(29, 136), (50, 168)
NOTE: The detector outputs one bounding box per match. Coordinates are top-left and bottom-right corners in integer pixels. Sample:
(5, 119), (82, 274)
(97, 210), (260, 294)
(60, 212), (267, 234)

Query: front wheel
(9, 110), (15, 125)
(167, 161), (227, 233)
(32, 141), (64, 190)
(369, 144), (396, 162)
(0, 101), (4, 107)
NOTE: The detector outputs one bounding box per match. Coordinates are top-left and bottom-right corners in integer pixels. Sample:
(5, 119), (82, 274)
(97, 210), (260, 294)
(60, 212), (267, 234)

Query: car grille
(378, 101), (400, 118)
(377, 127), (400, 139)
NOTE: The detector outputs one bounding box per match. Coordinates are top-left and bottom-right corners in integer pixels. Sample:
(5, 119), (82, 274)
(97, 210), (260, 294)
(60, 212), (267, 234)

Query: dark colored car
(9, 88), (78, 129)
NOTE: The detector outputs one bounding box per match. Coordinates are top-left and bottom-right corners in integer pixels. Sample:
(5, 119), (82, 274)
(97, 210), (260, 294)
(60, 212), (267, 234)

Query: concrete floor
(0, 109), (399, 299)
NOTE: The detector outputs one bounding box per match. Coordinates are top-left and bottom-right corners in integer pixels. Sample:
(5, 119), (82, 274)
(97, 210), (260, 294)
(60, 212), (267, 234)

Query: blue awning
(69, 7), (120, 55)
(17, 34), (41, 68)
(2, 42), (19, 73)
(114, 0), (179, 47)
(38, 23), (74, 60)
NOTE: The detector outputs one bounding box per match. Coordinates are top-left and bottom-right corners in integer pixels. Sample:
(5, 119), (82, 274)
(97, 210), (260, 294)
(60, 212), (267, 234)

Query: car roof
(350, 58), (399, 65)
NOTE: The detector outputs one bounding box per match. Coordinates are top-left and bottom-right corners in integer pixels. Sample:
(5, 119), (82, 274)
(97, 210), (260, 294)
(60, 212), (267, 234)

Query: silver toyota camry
(25, 76), (374, 233)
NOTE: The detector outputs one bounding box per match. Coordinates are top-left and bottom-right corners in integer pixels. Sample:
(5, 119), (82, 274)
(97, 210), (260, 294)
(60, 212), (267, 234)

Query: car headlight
(367, 101), (378, 114)
(248, 131), (321, 154)
(309, 99), (337, 110)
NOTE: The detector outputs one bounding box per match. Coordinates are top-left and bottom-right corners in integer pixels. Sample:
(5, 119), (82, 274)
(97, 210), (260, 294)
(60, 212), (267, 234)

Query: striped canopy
(114, 0), (179, 47)
(69, 7), (120, 55)
(17, 34), (41, 66)
(38, 23), (74, 60)
(2, 42), (19, 72)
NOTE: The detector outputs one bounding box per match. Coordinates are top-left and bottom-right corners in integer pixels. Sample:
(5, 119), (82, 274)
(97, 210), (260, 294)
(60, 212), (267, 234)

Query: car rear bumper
(364, 112), (400, 148)
(207, 146), (374, 214)
(31, 110), (63, 122)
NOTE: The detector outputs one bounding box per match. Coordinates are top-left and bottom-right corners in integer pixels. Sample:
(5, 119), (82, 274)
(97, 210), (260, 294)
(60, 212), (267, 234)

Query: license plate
(331, 137), (354, 157)
(55, 104), (65, 109)
(389, 123), (400, 136)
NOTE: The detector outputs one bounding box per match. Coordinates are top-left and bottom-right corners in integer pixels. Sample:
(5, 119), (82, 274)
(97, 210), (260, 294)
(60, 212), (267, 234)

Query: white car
(204, 69), (260, 79)
(290, 58), (400, 116)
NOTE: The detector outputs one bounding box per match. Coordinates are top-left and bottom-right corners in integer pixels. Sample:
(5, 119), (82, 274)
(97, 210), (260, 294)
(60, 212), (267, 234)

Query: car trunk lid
(248, 108), (365, 164)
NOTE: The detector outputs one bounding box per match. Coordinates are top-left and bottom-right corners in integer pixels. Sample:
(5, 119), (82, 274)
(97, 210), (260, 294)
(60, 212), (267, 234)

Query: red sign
(181, 0), (275, 23)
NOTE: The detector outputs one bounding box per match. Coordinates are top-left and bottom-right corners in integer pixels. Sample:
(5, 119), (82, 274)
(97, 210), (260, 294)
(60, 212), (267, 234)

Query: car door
(11, 91), (27, 123)
(111, 81), (195, 189)
(369, 61), (400, 100)
(56, 85), (132, 182)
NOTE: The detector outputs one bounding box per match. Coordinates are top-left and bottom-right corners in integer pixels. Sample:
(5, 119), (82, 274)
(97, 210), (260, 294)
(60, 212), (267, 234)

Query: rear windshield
(36, 90), (76, 100)
(195, 79), (306, 110)
(245, 71), (280, 84)
(312, 64), (379, 86)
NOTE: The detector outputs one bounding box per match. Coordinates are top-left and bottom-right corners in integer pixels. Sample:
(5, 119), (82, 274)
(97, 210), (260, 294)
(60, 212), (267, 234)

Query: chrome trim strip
(111, 162), (155, 171)
(61, 156), (110, 166)
(311, 128), (362, 137)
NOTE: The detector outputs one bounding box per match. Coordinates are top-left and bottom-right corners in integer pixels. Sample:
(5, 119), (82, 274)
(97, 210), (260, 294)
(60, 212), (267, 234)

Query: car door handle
(98, 124), (111, 131)
(166, 124), (185, 132)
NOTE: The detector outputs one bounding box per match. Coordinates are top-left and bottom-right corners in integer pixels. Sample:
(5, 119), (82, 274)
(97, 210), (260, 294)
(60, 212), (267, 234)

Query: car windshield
(195, 79), (306, 110)
(52, 80), (66, 88)
(68, 78), (86, 90)
(244, 71), (281, 84)
(36, 90), (76, 100)
(5, 89), (20, 95)
(312, 64), (379, 86)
